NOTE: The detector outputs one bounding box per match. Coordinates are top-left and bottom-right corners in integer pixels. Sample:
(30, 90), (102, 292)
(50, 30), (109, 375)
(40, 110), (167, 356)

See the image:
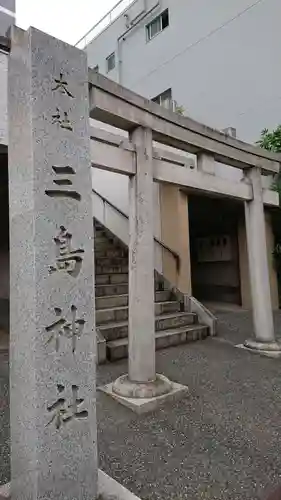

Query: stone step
(96, 264), (128, 275)
(95, 273), (128, 285)
(95, 290), (173, 309)
(99, 320), (128, 342)
(95, 283), (128, 297)
(94, 235), (112, 244)
(94, 240), (115, 251)
(96, 294), (129, 309)
(95, 281), (173, 297)
(95, 257), (128, 267)
(155, 281), (169, 292)
(94, 227), (107, 235)
(155, 311), (195, 331)
(95, 248), (127, 258)
(106, 324), (209, 361)
(99, 312), (196, 341)
(97, 306), (128, 325)
(155, 290), (173, 302)
(155, 300), (181, 315)
(96, 301), (181, 325)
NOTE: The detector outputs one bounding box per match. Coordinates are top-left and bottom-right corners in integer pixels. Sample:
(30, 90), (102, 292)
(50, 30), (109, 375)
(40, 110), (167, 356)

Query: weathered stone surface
(244, 167), (279, 346)
(8, 27), (97, 499)
(128, 127), (155, 383)
(100, 379), (189, 414)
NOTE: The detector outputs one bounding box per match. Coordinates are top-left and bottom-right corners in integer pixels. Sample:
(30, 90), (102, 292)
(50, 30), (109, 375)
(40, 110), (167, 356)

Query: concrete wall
(159, 185), (191, 294)
(0, 0), (15, 38)
(87, 0), (281, 144)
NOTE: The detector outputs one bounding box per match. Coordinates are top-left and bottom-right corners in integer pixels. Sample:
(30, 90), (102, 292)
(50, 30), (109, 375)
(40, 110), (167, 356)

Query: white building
(76, 0), (281, 311)
(79, 0), (281, 144)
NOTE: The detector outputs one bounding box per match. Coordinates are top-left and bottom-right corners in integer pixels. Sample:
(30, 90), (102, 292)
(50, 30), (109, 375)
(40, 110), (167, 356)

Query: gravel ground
(1, 312), (281, 500)
(213, 309), (281, 346)
(0, 351), (9, 485)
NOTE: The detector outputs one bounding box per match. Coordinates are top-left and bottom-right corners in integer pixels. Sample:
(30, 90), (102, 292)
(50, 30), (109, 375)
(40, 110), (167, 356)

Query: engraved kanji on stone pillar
(9, 27), (97, 500)
(49, 225), (84, 276)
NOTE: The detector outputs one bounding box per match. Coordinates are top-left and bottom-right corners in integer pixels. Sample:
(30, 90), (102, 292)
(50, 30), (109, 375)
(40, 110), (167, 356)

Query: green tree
(257, 125), (281, 153)
(257, 125), (281, 193)
(258, 124), (281, 304)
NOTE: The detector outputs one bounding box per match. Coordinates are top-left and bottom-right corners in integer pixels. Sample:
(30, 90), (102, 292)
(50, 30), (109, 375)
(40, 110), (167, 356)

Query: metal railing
(92, 188), (181, 272)
(76, 0), (136, 49)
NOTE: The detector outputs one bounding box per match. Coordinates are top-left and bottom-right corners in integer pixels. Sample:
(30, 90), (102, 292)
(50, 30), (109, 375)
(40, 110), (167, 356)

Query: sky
(16, 0), (119, 45)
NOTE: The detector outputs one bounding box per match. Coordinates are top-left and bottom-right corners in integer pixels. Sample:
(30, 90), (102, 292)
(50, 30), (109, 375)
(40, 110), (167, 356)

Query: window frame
(106, 52), (115, 73)
(152, 88), (173, 110)
(146, 9), (169, 41)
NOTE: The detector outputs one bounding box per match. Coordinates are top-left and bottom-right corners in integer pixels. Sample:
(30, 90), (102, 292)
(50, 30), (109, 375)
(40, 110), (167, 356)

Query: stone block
(95, 283), (128, 296)
(95, 294), (128, 309)
(100, 321), (128, 341)
(96, 264), (128, 274)
(96, 274), (110, 285)
(0, 470), (143, 500)
(155, 301), (180, 315)
(107, 338), (128, 360)
(96, 306), (129, 324)
(97, 329), (107, 364)
(155, 312), (195, 331)
(95, 257), (127, 267)
(155, 290), (171, 302)
(8, 27), (97, 499)
(110, 273), (128, 284)
(99, 380), (189, 414)
(236, 343), (281, 358)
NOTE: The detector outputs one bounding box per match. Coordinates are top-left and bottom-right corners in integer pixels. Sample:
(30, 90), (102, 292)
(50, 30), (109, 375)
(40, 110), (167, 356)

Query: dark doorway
(0, 150), (9, 334)
(189, 194), (242, 305)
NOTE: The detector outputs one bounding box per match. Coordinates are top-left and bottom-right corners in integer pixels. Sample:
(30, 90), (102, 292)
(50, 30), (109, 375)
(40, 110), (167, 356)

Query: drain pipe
(117, 1), (160, 84)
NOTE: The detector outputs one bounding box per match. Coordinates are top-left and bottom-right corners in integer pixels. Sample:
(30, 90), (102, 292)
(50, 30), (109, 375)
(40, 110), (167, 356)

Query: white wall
(90, 118), (162, 239)
(91, 167), (162, 240)
(87, 0), (281, 144)
(0, 0), (15, 39)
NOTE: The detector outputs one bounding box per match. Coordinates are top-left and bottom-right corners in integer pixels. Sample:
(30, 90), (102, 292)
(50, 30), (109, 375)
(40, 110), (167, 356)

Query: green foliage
(173, 100), (185, 116)
(175, 104), (185, 116)
(271, 173), (281, 194)
(258, 125), (281, 303)
(257, 125), (281, 195)
(257, 125), (281, 153)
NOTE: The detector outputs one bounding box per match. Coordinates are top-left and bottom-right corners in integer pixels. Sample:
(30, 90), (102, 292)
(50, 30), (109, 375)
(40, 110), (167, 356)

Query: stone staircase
(94, 222), (209, 363)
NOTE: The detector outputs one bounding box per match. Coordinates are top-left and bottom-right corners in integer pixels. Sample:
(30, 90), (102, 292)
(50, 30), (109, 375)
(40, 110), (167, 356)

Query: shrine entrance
(189, 194), (242, 306)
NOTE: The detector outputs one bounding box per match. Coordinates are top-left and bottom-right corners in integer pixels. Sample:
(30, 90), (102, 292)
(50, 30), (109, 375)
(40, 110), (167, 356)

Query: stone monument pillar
(8, 27), (97, 499)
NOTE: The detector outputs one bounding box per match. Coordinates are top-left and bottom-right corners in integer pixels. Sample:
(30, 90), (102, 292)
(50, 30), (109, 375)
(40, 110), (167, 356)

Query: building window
(106, 52), (115, 72)
(146, 9), (169, 41)
(152, 88), (172, 110)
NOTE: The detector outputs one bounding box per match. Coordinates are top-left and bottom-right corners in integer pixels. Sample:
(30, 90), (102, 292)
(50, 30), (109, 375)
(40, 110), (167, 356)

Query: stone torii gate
(7, 25), (281, 500)
(88, 71), (281, 406)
